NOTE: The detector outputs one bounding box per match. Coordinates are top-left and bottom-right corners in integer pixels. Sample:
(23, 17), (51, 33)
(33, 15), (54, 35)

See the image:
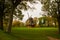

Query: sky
(21, 0), (43, 23)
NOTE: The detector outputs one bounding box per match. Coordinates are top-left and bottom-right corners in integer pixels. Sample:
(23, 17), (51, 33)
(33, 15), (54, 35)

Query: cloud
(22, 0), (43, 23)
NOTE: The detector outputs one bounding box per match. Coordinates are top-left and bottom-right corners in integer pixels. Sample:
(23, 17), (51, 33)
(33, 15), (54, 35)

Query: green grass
(0, 27), (60, 40)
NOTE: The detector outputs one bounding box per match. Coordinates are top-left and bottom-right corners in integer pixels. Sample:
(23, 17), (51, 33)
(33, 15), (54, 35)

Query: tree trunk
(57, 2), (60, 34)
(7, 7), (14, 33)
(0, 0), (5, 30)
(54, 21), (56, 27)
(57, 9), (60, 34)
(0, 14), (3, 30)
(57, 17), (60, 34)
(47, 21), (49, 27)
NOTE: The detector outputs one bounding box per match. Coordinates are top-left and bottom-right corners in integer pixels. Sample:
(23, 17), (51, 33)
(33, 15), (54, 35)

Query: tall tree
(6, 0), (24, 33)
(0, 0), (5, 30)
(41, 0), (60, 34)
(56, 0), (60, 34)
(41, 0), (51, 27)
(6, 0), (34, 33)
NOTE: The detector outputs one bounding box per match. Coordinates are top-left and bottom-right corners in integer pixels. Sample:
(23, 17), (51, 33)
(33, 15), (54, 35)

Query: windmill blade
(27, 13), (29, 18)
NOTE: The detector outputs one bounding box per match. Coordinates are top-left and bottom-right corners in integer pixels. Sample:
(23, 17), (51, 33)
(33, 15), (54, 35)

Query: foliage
(41, 0), (60, 33)
(39, 16), (58, 27)
(12, 20), (20, 27)
(40, 0), (57, 19)
(12, 20), (24, 27)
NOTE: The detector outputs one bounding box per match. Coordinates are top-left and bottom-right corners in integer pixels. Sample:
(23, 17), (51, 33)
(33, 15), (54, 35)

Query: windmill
(26, 13), (35, 27)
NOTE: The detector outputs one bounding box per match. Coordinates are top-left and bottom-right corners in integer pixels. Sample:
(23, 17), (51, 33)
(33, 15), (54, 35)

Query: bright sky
(21, 0), (43, 23)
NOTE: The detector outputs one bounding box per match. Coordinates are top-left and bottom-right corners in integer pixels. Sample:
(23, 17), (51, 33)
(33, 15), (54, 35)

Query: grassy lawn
(0, 27), (60, 40)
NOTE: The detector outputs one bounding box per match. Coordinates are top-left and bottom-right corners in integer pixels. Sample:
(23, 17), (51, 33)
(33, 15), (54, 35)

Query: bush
(12, 20), (24, 27)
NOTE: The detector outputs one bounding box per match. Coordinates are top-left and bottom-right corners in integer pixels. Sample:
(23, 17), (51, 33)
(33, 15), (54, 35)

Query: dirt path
(47, 36), (60, 40)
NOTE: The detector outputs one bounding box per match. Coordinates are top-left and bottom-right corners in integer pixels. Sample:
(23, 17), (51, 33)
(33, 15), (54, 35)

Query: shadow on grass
(4, 32), (26, 40)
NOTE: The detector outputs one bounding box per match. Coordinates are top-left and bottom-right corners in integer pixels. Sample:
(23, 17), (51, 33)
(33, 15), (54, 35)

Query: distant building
(26, 17), (35, 27)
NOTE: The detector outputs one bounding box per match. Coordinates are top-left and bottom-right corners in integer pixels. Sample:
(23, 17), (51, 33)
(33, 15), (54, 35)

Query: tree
(39, 16), (47, 27)
(41, 0), (60, 33)
(56, 0), (60, 34)
(5, 0), (25, 33)
(40, 0), (51, 26)
(0, 0), (37, 32)
(6, 0), (34, 33)
(0, 0), (5, 30)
